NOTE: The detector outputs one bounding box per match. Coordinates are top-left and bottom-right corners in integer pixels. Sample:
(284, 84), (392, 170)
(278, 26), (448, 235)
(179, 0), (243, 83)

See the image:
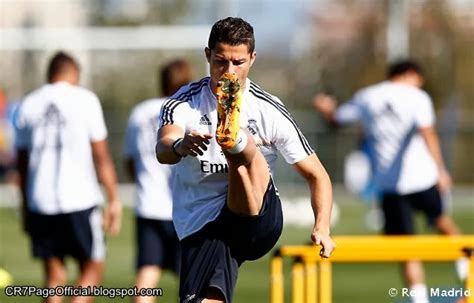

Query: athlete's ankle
(223, 132), (256, 166)
(227, 130), (248, 154)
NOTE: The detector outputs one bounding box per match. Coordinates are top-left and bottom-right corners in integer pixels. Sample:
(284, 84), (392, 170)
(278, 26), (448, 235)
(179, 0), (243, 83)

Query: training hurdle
(271, 235), (474, 303)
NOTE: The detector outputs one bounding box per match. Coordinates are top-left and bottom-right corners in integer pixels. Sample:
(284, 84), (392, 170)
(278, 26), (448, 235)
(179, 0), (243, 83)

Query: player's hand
(103, 200), (122, 236)
(437, 168), (452, 193)
(175, 131), (213, 157)
(312, 93), (336, 117)
(311, 228), (336, 258)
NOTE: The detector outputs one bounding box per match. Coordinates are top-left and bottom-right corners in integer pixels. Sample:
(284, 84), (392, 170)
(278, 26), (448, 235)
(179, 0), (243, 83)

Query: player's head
(160, 59), (195, 97)
(205, 17), (256, 92)
(207, 17), (255, 53)
(387, 59), (424, 88)
(47, 51), (80, 85)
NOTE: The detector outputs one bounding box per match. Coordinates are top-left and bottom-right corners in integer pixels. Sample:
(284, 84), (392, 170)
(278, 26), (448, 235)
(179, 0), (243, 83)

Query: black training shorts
(381, 185), (443, 235)
(28, 206), (105, 262)
(136, 217), (180, 273)
(179, 178), (283, 303)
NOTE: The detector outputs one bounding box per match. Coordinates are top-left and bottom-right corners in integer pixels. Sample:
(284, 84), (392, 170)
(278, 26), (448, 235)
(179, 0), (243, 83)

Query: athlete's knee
(435, 215), (461, 235)
(45, 259), (67, 286)
(81, 259), (104, 269)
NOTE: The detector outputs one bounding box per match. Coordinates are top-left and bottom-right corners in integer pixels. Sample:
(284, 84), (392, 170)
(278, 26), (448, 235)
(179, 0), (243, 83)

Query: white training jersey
(335, 81), (438, 194)
(159, 77), (313, 239)
(123, 98), (173, 220)
(14, 82), (107, 214)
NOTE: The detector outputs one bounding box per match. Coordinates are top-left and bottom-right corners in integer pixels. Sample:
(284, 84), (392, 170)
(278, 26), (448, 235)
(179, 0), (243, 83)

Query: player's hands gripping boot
(216, 73), (242, 150)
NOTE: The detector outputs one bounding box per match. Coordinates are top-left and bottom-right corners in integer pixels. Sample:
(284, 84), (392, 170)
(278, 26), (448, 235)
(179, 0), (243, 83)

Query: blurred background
(0, 0), (473, 302)
(1, 0), (473, 185)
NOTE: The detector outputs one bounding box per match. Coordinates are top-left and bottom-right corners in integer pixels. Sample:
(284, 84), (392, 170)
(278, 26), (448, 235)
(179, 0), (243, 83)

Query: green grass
(0, 201), (472, 303)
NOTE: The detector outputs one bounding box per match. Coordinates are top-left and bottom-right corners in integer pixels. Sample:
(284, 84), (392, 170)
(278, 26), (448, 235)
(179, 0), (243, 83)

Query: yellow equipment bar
(271, 235), (474, 303)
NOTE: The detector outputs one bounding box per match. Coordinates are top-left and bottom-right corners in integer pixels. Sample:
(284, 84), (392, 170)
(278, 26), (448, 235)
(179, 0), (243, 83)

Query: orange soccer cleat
(215, 72), (242, 150)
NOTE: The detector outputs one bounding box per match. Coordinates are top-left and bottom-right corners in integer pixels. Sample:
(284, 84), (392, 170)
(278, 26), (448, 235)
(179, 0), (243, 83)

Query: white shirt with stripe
(15, 82), (107, 215)
(335, 81), (438, 195)
(159, 77), (313, 240)
(123, 98), (174, 221)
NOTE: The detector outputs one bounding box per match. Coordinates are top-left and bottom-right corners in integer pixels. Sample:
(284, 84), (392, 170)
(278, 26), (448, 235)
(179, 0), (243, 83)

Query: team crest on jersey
(247, 118), (258, 135)
(199, 114), (212, 125)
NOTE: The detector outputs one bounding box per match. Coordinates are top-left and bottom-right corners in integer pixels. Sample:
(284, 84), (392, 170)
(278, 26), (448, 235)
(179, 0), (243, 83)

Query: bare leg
(70, 260), (104, 303)
(44, 258), (67, 303)
(134, 266), (162, 303)
(402, 261), (430, 303)
(435, 215), (461, 235)
(435, 215), (468, 281)
(402, 261), (425, 287)
(402, 214), (461, 302)
(224, 132), (270, 216)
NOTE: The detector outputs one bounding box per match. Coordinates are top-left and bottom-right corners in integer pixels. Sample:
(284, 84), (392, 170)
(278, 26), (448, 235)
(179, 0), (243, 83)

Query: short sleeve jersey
(15, 82), (107, 214)
(123, 98), (174, 220)
(159, 77), (313, 239)
(335, 81), (438, 194)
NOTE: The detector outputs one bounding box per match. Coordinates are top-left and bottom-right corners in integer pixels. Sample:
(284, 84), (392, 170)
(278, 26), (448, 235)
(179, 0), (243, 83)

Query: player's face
(400, 71), (424, 88)
(205, 42), (256, 93)
(71, 67), (80, 85)
(411, 73), (424, 88)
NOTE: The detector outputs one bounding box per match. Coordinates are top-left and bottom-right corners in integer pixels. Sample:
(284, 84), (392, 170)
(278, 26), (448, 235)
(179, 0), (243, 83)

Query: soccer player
(156, 17), (335, 303)
(313, 60), (464, 303)
(15, 51), (122, 303)
(123, 59), (195, 303)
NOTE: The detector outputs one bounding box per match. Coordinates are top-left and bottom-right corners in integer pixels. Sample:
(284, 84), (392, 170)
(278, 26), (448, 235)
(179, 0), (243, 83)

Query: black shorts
(381, 185), (443, 235)
(28, 206), (105, 262)
(179, 179), (283, 303)
(136, 217), (180, 273)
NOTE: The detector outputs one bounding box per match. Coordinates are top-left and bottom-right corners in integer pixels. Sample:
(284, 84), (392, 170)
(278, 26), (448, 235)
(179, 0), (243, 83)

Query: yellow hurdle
(291, 258), (305, 303)
(468, 249), (474, 303)
(271, 252), (284, 303)
(271, 235), (474, 303)
(318, 260), (332, 303)
(304, 259), (317, 303)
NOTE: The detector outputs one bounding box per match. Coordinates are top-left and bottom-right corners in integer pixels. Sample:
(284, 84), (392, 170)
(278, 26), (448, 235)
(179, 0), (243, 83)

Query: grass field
(0, 191), (473, 303)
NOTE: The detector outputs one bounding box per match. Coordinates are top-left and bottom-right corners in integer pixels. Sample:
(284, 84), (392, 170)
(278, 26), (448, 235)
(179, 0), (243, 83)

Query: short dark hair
(387, 59), (423, 79)
(160, 59), (194, 96)
(208, 17), (255, 53)
(47, 51), (79, 82)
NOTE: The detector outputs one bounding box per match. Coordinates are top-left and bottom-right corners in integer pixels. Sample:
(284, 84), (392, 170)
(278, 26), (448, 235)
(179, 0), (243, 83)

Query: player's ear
(205, 47), (211, 63)
(249, 51), (256, 67)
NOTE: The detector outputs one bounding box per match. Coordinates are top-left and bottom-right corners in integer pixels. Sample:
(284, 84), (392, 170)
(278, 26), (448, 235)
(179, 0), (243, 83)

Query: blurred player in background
(15, 51), (122, 303)
(313, 59), (465, 303)
(123, 59), (195, 303)
(0, 87), (17, 183)
(156, 17), (335, 303)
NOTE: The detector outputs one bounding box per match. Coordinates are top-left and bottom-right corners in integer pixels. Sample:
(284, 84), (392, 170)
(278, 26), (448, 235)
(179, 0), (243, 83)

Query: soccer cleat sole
(215, 73), (242, 150)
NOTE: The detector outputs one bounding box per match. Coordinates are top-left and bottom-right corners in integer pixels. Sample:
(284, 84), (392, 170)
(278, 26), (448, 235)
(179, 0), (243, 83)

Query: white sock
(227, 130), (248, 154)
(410, 283), (429, 303)
(455, 257), (468, 281)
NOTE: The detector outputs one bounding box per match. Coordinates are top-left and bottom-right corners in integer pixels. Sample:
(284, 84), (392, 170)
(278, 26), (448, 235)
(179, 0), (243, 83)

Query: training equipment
(271, 235), (474, 303)
(216, 73), (242, 150)
(0, 268), (13, 288)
